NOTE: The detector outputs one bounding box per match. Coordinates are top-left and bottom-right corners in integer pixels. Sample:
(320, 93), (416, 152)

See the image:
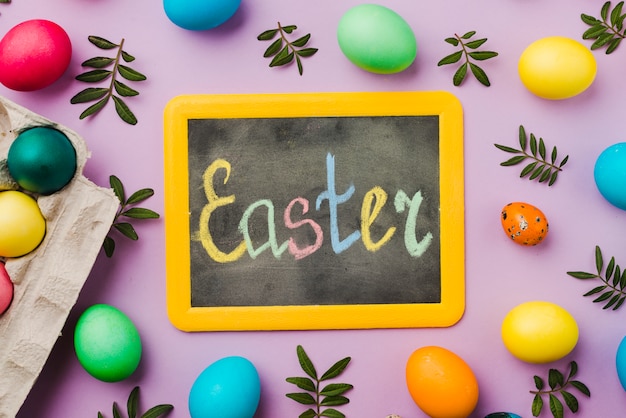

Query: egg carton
(0, 96), (119, 418)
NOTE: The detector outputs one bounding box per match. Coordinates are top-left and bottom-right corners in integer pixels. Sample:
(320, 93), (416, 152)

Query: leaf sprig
(530, 361), (590, 418)
(286, 345), (353, 418)
(97, 386), (173, 418)
(495, 125), (569, 186)
(104, 175), (160, 258)
(71, 36), (147, 125)
(257, 22), (318, 75)
(581, 1), (626, 54)
(567, 245), (626, 310)
(438, 31), (498, 86)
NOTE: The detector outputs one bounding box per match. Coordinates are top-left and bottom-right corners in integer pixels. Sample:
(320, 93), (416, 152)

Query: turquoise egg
(74, 304), (142, 382)
(337, 4), (417, 74)
(7, 126), (76, 195)
(594, 142), (626, 210)
(485, 413), (522, 418)
(163, 0), (241, 31)
(616, 336), (626, 390)
(189, 356), (260, 418)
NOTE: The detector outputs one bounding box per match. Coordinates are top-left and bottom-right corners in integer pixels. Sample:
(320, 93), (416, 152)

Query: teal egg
(594, 142), (626, 210)
(189, 356), (260, 418)
(485, 414), (522, 418)
(616, 336), (626, 390)
(163, 0), (241, 31)
(7, 126), (76, 195)
(74, 304), (142, 382)
(337, 4), (417, 74)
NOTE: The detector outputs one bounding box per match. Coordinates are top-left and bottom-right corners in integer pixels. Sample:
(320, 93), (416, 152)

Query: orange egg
(406, 346), (479, 418)
(501, 202), (548, 246)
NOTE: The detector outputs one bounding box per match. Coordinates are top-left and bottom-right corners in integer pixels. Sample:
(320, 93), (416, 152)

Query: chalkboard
(164, 92), (464, 331)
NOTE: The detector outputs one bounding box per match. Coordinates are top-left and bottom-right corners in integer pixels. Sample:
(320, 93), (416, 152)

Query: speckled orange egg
(501, 202), (548, 246)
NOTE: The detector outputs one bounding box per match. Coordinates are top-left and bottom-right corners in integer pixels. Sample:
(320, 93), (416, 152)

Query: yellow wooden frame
(164, 91), (464, 331)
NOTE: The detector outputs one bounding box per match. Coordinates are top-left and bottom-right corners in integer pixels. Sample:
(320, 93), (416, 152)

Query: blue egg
(189, 356), (261, 418)
(163, 0), (241, 31)
(616, 336), (626, 390)
(594, 142), (626, 210)
(485, 413), (522, 418)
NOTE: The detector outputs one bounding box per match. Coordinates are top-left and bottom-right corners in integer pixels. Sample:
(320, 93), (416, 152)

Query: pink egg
(0, 263), (13, 315)
(0, 19), (72, 91)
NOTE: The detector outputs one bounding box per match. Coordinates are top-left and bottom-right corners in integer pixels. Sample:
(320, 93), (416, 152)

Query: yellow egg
(518, 36), (596, 100)
(406, 346), (479, 418)
(501, 301), (578, 363)
(0, 190), (46, 257)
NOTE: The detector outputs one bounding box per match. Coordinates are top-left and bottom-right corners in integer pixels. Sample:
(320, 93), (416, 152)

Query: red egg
(0, 19), (72, 91)
(0, 263), (13, 315)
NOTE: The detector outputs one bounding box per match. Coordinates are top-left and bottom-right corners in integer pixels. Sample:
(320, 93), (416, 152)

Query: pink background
(3, 0), (626, 416)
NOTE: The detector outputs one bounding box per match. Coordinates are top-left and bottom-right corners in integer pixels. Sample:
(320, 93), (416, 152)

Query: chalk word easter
(195, 152), (433, 263)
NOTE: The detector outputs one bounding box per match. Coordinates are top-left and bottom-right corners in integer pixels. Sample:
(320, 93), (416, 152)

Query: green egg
(337, 4), (417, 74)
(74, 304), (142, 382)
(7, 126), (77, 195)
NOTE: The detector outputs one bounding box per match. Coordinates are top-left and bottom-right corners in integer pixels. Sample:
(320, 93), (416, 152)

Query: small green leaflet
(70, 36), (146, 125)
(495, 125), (568, 187)
(567, 245), (626, 310)
(98, 386), (173, 418)
(258, 22), (318, 75)
(104, 175), (159, 258)
(286, 345), (353, 418)
(0, 0), (11, 4)
(581, 1), (626, 54)
(530, 361), (590, 418)
(438, 30), (498, 86)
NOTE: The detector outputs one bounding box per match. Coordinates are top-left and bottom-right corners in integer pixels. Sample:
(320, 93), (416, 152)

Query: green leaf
(82, 57), (115, 68)
(561, 390), (579, 413)
(453, 62), (468, 86)
(295, 48), (318, 57)
(444, 37), (459, 46)
(114, 222), (139, 240)
(532, 393), (543, 416)
(320, 395), (349, 406)
(70, 87), (109, 104)
(611, 2), (625, 25)
(113, 96), (138, 125)
(534, 376), (545, 390)
(538, 167), (552, 183)
(141, 404), (173, 418)
(494, 144), (520, 153)
(89, 35), (118, 49)
(299, 410), (317, 418)
(320, 409), (345, 418)
(601, 1), (611, 21)
(520, 161), (538, 177)
(468, 51), (498, 61)
(529, 164), (546, 181)
(296, 345), (317, 380)
(128, 386), (139, 418)
(465, 38), (488, 49)
(438, 50), (463, 66)
(596, 246), (604, 274)
(286, 376), (316, 392)
(607, 37), (622, 54)
(282, 25), (297, 33)
(122, 207), (160, 219)
(583, 285), (608, 296)
(98, 413), (104, 418)
(570, 380), (591, 397)
(461, 30), (476, 39)
(110, 175), (125, 202)
(79, 97), (109, 119)
(500, 155), (527, 166)
(607, 257), (616, 282)
(548, 368), (564, 390)
(530, 133), (538, 156)
(604, 293), (621, 309)
(519, 125), (527, 150)
(257, 29), (279, 40)
(121, 51), (136, 63)
(271, 50), (295, 67)
(593, 290), (614, 303)
(76, 69), (113, 82)
(538, 138), (546, 160)
(548, 171), (558, 186)
(320, 357), (351, 381)
(614, 296), (626, 310)
(264, 38), (283, 57)
(127, 188), (155, 204)
(296, 55), (303, 75)
(320, 383), (353, 397)
(292, 33), (311, 47)
(581, 14), (600, 26)
(286, 392), (316, 405)
(113, 402), (123, 418)
(103, 235), (115, 257)
(114, 80), (140, 97)
(549, 393), (564, 418)
(118, 65), (147, 81)
(583, 24), (609, 39)
(568, 361), (578, 379)
(614, 265), (622, 287)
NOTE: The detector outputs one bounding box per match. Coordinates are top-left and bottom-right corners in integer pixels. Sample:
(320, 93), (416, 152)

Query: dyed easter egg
(0, 191), (46, 258)
(189, 356), (260, 418)
(7, 127), (77, 195)
(163, 0), (241, 31)
(0, 19), (72, 91)
(337, 4), (417, 74)
(502, 301), (578, 363)
(406, 346), (479, 418)
(0, 263), (13, 315)
(485, 414), (522, 418)
(518, 36), (596, 100)
(616, 336), (626, 391)
(594, 143), (626, 210)
(74, 304), (142, 382)
(501, 202), (548, 246)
